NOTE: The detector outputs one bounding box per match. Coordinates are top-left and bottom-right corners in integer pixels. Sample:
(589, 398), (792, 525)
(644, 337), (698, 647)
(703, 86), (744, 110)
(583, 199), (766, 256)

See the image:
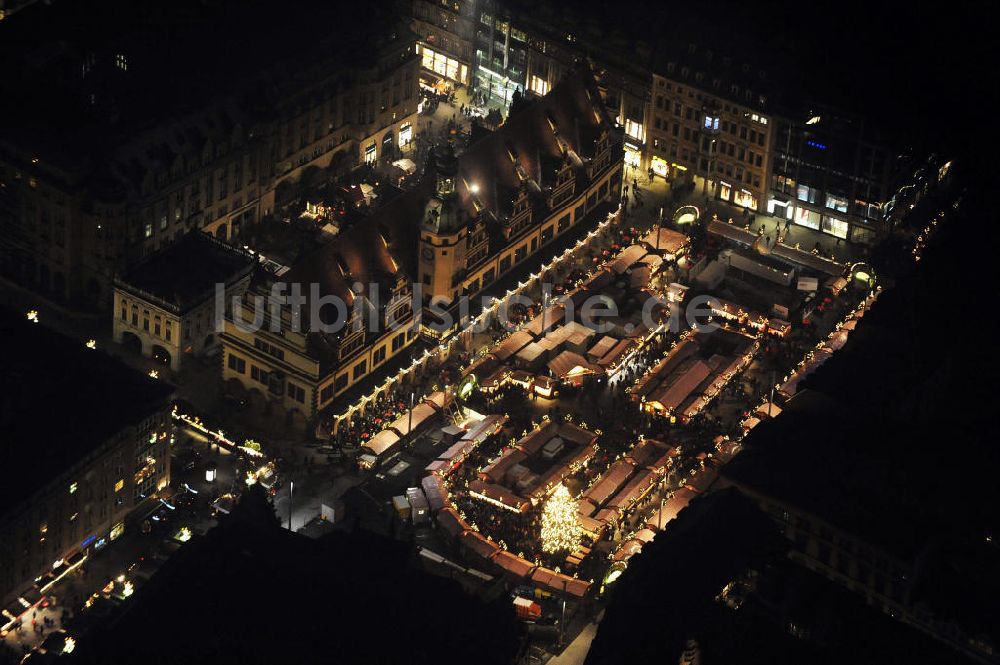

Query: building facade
(0, 310), (174, 614)
(471, 0), (530, 106)
(412, 0), (475, 88)
(220, 68), (622, 428)
(113, 233), (256, 372)
(0, 2), (419, 308)
(408, 1), (901, 242)
(0, 408), (172, 611)
(767, 108), (893, 245)
(523, 37), (775, 211)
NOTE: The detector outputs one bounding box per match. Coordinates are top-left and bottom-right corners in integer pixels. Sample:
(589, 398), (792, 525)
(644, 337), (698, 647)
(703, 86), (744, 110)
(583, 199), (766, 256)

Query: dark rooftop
(117, 232), (256, 311)
(0, 308), (174, 513)
(720, 210), (1000, 643)
(71, 487), (523, 665)
(585, 488), (787, 665)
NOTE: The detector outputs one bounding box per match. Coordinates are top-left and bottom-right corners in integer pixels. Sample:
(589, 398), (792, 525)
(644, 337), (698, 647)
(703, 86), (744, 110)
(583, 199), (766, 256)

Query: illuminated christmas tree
(540, 484), (581, 554)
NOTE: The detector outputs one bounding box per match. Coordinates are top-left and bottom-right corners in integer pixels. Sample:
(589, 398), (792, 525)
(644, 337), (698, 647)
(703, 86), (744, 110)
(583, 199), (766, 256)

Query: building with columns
(113, 232), (256, 372)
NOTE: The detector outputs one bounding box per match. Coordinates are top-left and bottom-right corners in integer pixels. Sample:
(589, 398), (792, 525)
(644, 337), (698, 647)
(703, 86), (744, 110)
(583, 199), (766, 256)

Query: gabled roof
(279, 178), (428, 307)
(453, 66), (615, 224)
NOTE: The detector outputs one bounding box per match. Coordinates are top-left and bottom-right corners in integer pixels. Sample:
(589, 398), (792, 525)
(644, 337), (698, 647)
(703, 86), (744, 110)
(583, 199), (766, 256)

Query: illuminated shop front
(475, 64), (521, 105)
(364, 142), (377, 165)
(650, 156), (669, 177)
(821, 215), (849, 239)
(624, 142), (642, 169)
(767, 198), (792, 218)
(624, 119), (645, 145)
(719, 181), (731, 201)
(529, 74), (550, 97)
(734, 188), (758, 210)
(793, 206), (821, 230)
(417, 44), (469, 84)
(399, 122), (413, 147)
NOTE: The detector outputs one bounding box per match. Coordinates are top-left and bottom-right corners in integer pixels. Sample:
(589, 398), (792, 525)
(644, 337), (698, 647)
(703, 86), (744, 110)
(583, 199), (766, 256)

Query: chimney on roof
(574, 117), (581, 154)
(536, 147), (542, 188)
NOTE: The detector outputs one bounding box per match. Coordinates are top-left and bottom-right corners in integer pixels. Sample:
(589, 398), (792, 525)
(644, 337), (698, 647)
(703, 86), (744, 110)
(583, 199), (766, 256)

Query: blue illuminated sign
(806, 140), (827, 150)
(81, 535), (96, 548)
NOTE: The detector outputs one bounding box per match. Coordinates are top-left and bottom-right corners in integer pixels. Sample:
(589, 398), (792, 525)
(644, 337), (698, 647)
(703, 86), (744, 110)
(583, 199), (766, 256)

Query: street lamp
(288, 480), (294, 531)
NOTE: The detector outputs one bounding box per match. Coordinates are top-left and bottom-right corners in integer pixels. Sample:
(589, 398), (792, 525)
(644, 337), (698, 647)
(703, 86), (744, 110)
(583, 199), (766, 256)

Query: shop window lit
(796, 183), (818, 204)
(111, 522), (125, 541)
(529, 75), (549, 97)
(825, 194), (848, 213)
(625, 119), (645, 143)
(734, 189), (758, 210)
(794, 207), (821, 230)
(364, 143), (377, 165)
(822, 216), (849, 239)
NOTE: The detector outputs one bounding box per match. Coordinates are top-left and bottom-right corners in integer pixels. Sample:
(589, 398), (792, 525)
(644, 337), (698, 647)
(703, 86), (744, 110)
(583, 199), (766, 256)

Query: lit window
(114, 479), (124, 493)
(69, 482), (78, 494)
(624, 119), (644, 143)
(529, 75), (549, 97)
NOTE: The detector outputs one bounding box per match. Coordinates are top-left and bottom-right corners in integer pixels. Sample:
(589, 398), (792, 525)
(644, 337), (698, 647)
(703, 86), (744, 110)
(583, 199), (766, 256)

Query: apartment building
(0, 309), (174, 614)
(0, 0), (418, 308)
(412, 0), (476, 87)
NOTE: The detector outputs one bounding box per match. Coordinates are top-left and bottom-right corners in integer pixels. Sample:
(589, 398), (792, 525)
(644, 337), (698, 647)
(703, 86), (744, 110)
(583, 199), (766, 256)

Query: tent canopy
(363, 429), (400, 456)
(548, 350), (601, 380)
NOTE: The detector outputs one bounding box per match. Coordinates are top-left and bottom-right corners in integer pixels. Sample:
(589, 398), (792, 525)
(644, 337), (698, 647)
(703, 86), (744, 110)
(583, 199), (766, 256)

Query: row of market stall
(434, 506), (592, 601)
(608, 455), (723, 568)
(577, 438), (679, 536)
(464, 231), (688, 395)
(470, 420), (599, 513)
(359, 391), (452, 467)
(423, 414), (507, 477)
(631, 328), (758, 422)
(774, 288), (882, 402)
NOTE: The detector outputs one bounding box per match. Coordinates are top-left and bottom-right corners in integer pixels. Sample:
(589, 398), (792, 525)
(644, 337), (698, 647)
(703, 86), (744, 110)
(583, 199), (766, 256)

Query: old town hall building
(220, 68), (623, 428)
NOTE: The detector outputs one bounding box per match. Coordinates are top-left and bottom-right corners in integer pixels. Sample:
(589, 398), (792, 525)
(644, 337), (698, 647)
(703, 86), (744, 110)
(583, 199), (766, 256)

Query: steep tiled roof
(453, 66), (614, 224)
(274, 65), (615, 352)
(279, 178), (429, 306)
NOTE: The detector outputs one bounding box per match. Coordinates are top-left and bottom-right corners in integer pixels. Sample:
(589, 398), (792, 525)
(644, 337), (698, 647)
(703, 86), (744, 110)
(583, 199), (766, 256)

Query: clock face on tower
(421, 247), (434, 262)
